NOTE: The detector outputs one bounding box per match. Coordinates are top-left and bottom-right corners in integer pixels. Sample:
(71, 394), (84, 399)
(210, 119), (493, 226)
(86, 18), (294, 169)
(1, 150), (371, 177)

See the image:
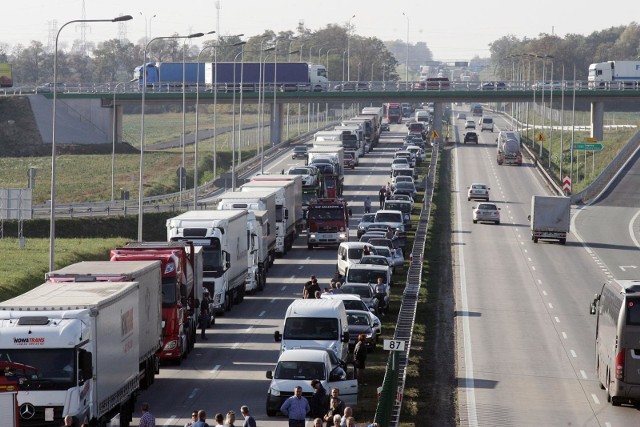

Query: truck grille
(318, 225), (338, 232)
(18, 405), (64, 427)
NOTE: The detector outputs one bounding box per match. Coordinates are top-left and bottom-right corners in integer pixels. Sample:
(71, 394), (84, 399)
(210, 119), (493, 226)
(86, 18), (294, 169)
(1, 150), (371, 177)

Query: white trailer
(166, 210), (249, 313)
(242, 176), (304, 255)
(588, 61), (640, 88)
(0, 280), (144, 427)
(215, 189), (278, 292)
(45, 260), (163, 390)
(529, 195), (571, 244)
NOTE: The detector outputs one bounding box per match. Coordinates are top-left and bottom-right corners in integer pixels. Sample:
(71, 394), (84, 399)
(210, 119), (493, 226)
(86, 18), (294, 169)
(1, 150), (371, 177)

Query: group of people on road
(182, 406), (256, 427)
(378, 183), (394, 208)
(303, 274), (345, 299)
(280, 384), (378, 427)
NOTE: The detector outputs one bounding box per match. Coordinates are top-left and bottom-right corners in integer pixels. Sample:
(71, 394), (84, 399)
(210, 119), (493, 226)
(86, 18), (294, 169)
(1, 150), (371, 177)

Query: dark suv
(291, 146), (308, 160)
(463, 132), (478, 144)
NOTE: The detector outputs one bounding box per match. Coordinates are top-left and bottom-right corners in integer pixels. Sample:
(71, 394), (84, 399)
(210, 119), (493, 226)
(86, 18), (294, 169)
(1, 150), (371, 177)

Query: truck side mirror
(266, 370), (273, 379)
(284, 208), (289, 220)
(348, 209), (352, 217)
(79, 349), (93, 382)
(274, 331), (282, 342)
(527, 215), (531, 221)
(342, 331), (350, 343)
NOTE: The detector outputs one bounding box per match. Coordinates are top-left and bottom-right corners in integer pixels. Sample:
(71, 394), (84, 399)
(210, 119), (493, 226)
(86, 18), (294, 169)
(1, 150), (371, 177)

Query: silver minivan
(480, 116), (494, 132)
(337, 242), (376, 276)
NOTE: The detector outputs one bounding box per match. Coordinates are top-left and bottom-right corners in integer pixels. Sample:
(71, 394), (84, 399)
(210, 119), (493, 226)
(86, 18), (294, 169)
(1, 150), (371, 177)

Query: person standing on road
(224, 410), (236, 427)
(239, 406), (256, 427)
(200, 290), (211, 340)
(309, 379), (327, 419)
(185, 411), (198, 427)
(138, 402), (156, 427)
(280, 385), (310, 427)
(378, 186), (386, 208)
(354, 334), (367, 385)
(329, 388), (345, 416)
(363, 196), (371, 214)
(213, 413), (224, 426)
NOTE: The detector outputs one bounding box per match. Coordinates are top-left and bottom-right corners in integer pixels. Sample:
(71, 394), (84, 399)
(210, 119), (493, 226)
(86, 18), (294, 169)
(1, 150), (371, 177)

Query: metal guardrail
(5, 80), (640, 97)
(374, 140), (439, 426)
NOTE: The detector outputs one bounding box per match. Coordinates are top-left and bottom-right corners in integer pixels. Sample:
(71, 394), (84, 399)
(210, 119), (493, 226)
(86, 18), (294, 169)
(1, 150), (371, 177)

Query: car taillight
(615, 349), (625, 380)
(474, 210), (480, 214)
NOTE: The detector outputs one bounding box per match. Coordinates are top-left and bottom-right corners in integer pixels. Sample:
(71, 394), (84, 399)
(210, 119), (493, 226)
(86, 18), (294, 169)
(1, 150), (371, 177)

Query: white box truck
(215, 189), (278, 292)
(45, 260), (162, 390)
(0, 280), (144, 427)
(529, 195), (571, 244)
(242, 176), (304, 255)
(166, 210), (249, 313)
(588, 61), (640, 88)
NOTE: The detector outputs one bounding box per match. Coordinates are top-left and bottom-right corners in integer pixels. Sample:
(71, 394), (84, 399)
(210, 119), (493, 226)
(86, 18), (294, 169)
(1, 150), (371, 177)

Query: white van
(590, 280), (640, 406)
(480, 116), (494, 132)
(274, 299), (350, 360)
(337, 242), (376, 276)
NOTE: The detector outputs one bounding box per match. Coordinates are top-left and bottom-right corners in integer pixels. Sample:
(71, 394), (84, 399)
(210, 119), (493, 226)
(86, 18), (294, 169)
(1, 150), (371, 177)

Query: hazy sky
(3, 0), (637, 62)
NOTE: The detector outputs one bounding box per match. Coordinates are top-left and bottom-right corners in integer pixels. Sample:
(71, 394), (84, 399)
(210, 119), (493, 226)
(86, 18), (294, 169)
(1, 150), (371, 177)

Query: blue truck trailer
(133, 62), (206, 90)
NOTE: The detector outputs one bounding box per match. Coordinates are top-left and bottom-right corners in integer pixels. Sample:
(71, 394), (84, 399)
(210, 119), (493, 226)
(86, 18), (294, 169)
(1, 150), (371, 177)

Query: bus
(590, 280), (640, 406)
(384, 102), (402, 124)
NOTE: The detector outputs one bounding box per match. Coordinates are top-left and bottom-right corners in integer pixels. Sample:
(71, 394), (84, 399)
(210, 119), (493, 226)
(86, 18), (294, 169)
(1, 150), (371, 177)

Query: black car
(291, 145), (308, 160)
(463, 132), (478, 144)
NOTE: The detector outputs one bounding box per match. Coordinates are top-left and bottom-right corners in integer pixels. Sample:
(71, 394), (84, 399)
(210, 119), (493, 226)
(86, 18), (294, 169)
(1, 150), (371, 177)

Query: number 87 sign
(383, 339), (406, 351)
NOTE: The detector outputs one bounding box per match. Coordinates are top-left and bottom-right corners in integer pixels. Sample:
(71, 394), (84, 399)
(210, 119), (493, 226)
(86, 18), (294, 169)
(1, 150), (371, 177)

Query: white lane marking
(298, 266), (304, 270)
(270, 298), (276, 304)
(542, 290), (547, 296)
(210, 364), (220, 374)
(164, 416), (176, 426)
(232, 342), (240, 349)
(630, 210), (640, 249)
(562, 332), (567, 339)
(259, 311), (266, 317)
(531, 266), (536, 271)
(548, 303), (553, 309)
(570, 350), (577, 358)
(591, 394), (600, 405)
(554, 317), (560, 323)
(246, 326), (254, 332)
(289, 275), (296, 280)
(188, 388), (199, 399)
(454, 140), (479, 426)
(580, 370), (587, 379)
(281, 286), (287, 291)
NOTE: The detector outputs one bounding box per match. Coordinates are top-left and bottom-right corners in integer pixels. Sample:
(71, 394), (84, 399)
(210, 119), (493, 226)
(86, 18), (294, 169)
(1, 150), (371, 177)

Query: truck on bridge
(204, 62), (329, 92)
(588, 61), (640, 88)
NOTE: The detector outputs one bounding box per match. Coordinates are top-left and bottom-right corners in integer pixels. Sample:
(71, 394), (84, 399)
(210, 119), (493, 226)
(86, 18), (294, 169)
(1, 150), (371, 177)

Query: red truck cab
(110, 241), (196, 364)
(306, 198), (352, 249)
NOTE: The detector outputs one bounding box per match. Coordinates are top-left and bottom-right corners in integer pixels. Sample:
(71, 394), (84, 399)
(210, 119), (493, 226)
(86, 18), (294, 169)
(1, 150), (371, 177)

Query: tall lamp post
(50, 14), (132, 272)
(325, 48), (336, 73)
(231, 46), (246, 190)
(347, 14), (355, 81)
(138, 31), (203, 242)
(192, 32), (217, 210)
(138, 12), (156, 44)
(402, 12), (409, 83)
(261, 45), (276, 174)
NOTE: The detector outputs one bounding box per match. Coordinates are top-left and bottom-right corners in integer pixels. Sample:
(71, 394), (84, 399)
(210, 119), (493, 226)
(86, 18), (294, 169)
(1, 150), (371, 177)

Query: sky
(2, 0), (637, 63)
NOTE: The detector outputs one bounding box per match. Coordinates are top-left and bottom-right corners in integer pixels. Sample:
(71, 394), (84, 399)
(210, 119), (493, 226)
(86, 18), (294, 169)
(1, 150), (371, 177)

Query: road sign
(562, 176), (571, 193)
(431, 130), (440, 139)
(574, 142), (603, 151)
(383, 339), (406, 351)
(537, 133), (545, 142)
(586, 137), (598, 142)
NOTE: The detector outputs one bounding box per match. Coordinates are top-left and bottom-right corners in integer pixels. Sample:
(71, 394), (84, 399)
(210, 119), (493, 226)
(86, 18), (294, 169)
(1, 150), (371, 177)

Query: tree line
(1, 21), (639, 85)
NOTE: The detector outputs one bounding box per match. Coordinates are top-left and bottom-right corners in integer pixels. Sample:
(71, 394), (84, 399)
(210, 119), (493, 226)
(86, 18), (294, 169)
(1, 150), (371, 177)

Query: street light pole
(342, 50), (347, 82)
(192, 32), (216, 210)
(402, 12), (409, 83)
(325, 48), (336, 73)
(347, 14), (355, 81)
(50, 14), (132, 272)
(231, 47), (246, 191)
(261, 45), (275, 174)
(138, 12), (156, 45)
(138, 31), (202, 242)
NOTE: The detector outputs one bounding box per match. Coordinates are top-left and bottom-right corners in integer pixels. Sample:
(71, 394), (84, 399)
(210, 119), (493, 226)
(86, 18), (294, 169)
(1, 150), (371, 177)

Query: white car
(467, 183), (490, 201)
(390, 158), (410, 176)
(472, 202), (501, 224)
(321, 293), (382, 336)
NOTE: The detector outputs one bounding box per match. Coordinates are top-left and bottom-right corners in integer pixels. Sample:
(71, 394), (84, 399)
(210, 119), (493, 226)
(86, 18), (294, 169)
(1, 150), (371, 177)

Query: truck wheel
(533, 237), (539, 243)
(225, 294), (232, 312)
(307, 243), (314, 250)
(559, 238), (566, 245)
(267, 409), (277, 417)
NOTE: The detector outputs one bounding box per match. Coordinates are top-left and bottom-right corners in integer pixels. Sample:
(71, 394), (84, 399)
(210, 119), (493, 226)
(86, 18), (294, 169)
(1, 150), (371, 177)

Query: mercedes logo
(20, 403), (36, 420)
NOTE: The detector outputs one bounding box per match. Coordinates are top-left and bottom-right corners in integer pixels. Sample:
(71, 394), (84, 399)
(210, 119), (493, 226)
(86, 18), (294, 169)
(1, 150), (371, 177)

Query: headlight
(163, 340), (178, 351)
(270, 387), (281, 396)
(338, 232), (347, 239)
(309, 233), (317, 239)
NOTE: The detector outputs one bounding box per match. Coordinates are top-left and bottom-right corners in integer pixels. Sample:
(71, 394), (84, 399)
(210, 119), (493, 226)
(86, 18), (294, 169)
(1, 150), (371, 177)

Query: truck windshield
(309, 207), (344, 221)
(284, 317), (339, 340)
(275, 361), (326, 380)
(0, 349), (75, 390)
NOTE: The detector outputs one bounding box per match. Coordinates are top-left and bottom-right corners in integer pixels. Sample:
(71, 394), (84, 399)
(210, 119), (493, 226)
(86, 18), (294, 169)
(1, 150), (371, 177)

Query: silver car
(472, 202), (501, 224)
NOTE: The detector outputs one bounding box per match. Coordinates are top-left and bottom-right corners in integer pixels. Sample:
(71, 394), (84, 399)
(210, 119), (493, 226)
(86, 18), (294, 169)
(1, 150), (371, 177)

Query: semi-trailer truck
(166, 210), (249, 313)
(45, 261), (162, 390)
(204, 62), (329, 92)
(110, 241), (199, 363)
(132, 62), (205, 90)
(0, 280), (146, 427)
(528, 195), (571, 244)
(588, 61), (640, 88)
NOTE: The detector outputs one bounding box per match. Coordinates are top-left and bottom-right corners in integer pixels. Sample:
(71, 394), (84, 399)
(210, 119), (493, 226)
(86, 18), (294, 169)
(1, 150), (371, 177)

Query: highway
(453, 110), (640, 426)
(131, 123), (403, 426)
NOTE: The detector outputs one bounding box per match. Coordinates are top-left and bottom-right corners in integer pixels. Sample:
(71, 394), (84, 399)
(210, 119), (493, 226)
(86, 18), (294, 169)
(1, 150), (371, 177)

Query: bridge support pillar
(270, 102), (284, 147)
(590, 101), (604, 141)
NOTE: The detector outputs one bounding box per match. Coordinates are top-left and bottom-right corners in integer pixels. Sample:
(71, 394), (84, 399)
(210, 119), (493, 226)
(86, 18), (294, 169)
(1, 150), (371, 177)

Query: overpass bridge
(14, 81), (640, 146)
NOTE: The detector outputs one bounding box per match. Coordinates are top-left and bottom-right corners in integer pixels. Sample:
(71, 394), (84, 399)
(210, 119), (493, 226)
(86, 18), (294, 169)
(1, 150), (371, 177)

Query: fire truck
(306, 198), (352, 249)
